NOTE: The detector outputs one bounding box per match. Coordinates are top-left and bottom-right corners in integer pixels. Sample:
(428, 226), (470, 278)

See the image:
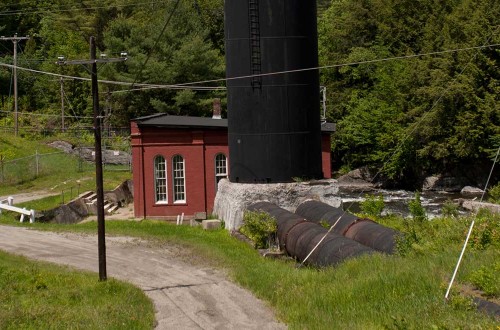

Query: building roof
(134, 114), (336, 132)
(134, 114), (228, 129)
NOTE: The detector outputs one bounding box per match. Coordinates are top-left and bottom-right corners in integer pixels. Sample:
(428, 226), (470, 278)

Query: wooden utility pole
(56, 37), (127, 281)
(90, 37), (107, 281)
(60, 77), (65, 131)
(0, 34), (30, 136)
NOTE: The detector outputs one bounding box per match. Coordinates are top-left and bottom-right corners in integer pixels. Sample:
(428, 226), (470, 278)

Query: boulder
(422, 175), (465, 192)
(459, 200), (500, 214)
(460, 186), (484, 196)
(48, 140), (74, 153)
(202, 219), (222, 230)
(337, 167), (378, 192)
(48, 140), (131, 165)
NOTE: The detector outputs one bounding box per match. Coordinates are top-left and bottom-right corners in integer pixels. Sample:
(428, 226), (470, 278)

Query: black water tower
(225, 1), (323, 183)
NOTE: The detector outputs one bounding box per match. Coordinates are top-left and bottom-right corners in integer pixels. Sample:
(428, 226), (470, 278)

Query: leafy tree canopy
(319, 0), (500, 184)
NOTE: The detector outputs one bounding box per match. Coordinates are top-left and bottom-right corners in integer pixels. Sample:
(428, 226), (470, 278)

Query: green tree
(100, 0), (225, 125)
(319, 0), (500, 185)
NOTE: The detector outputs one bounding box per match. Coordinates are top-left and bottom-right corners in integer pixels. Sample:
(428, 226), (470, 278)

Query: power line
(174, 43), (500, 87)
(0, 0), (170, 16)
(0, 34), (30, 136)
(1, 43), (498, 94)
(0, 62), (225, 91)
(0, 109), (93, 120)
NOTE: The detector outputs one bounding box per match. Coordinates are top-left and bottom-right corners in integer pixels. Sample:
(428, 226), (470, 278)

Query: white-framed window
(215, 153), (227, 192)
(154, 155), (168, 203)
(172, 155), (186, 203)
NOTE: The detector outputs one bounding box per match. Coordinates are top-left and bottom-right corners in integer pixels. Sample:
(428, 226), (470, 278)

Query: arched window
(172, 155), (186, 203)
(154, 155), (167, 203)
(215, 153), (227, 192)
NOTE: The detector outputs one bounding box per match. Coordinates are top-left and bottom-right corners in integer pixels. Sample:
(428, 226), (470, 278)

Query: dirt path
(0, 190), (60, 204)
(0, 226), (286, 329)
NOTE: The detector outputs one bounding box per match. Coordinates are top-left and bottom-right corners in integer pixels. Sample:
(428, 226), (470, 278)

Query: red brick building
(131, 114), (335, 219)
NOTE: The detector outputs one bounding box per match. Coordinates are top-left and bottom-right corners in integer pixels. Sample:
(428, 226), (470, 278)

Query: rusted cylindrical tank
(295, 200), (358, 234)
(286, 222), (374, 266)
(295, 200), (401, 254)
(343, 220), (399, 254)
(247, 202), (375, 266)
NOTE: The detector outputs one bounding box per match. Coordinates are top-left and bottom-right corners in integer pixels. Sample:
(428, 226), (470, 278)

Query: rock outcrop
(213, 179), (341, 230)
(458, 200), (500, 214)
(460, 186), (485, 196)
(48, 140), (131, 165)
(336, 167), (379, 192)
(422, 175), (467, 192)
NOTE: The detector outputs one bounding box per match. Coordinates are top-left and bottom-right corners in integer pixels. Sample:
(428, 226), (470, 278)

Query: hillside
(0, 0), (499, 185)
(0, 132), (130, 196)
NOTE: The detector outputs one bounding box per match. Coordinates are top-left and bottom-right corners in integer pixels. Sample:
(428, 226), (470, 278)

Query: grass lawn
(1, 212), (498, 329)
(0, 250), (154, 329)
(0, 133), (130, 197)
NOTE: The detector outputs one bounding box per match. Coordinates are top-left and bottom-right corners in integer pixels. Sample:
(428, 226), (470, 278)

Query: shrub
(360, 194), (385, 218)
(319, 219), (331, 229)
(469, 212), (500, 250)
(240, 211), (278, 249)
(487, 182), (500, 204)
(448, 294), (476, 312)
(468, 262), (500, 297)
(408, 191), (427, 222)
(441, 199), (459, 218)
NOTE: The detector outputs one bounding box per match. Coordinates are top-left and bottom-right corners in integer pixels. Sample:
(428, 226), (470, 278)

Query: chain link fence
(0, 146), (131, 186)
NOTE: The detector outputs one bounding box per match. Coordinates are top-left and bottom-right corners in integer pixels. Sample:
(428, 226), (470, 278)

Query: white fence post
(0, 197), (36, 223)
(20, 208), (26, 223)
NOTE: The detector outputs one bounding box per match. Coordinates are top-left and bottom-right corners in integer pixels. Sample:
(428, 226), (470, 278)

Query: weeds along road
(0, 226), (285, 330)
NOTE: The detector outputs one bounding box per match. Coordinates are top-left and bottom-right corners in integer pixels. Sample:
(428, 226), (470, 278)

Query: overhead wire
(1, 43), (498, 93)
(0, 109), (93, 119)
(0, 62), (225, 91)
(174, 43), (500, 87)
(1, 35), (498, 138)
(0, 0), (171, 16)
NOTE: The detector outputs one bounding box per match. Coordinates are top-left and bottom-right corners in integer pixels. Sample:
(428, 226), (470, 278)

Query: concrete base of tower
(213, 178), (341, 230)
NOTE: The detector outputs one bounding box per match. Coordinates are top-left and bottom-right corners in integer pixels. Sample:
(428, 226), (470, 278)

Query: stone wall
(38, 180), (133, 224)
(213, 179), (341, 230)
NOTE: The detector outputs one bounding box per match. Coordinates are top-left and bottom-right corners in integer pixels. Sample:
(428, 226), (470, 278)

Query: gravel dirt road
(0, 225), (286, 329)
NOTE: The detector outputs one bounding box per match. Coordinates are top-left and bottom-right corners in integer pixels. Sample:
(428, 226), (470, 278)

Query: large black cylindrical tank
(225, 1), (323, 183)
